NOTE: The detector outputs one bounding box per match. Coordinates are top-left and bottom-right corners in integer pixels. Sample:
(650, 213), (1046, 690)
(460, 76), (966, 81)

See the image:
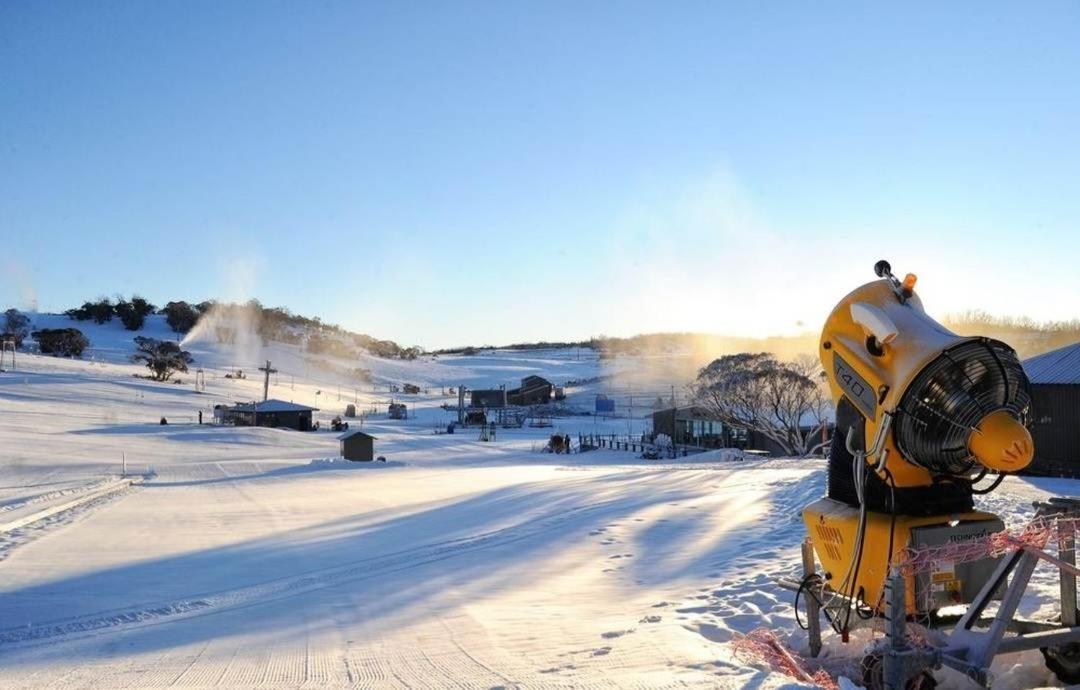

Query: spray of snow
(2, 259), (38, 311)
(179, 302), (265, 366)
(179, 256), (265, 365)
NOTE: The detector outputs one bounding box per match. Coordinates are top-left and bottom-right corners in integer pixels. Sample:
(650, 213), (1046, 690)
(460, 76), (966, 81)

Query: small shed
(339, 429), (377, 461)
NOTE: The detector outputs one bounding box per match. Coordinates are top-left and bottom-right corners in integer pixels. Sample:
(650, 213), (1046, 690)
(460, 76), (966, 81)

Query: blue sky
(2, 2), (1079, 348)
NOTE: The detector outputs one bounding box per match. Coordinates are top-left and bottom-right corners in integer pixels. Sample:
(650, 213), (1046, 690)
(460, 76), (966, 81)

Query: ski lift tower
(257, 360), (277, 402)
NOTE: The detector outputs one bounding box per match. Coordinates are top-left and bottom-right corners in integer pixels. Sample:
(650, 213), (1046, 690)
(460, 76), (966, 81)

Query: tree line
(2, 295), (423, 370)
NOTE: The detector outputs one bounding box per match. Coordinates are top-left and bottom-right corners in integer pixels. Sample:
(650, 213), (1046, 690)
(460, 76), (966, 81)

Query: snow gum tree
(2, 308), (31, 347)
(162, 301), (199, 334)
(692, 352), (830, 457)
(32, 328), (89, 357)
(131, 336), (194, 381)
(115, 296), (156, 331)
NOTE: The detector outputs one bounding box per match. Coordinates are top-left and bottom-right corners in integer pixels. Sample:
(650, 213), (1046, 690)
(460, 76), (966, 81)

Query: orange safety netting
(897, 516), (1079, 576)
(731, 628), (838, 689)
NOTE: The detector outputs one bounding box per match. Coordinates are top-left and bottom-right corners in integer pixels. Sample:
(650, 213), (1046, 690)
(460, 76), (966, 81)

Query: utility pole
(671, 385), (678, 450)
(258, 360), (277, 402)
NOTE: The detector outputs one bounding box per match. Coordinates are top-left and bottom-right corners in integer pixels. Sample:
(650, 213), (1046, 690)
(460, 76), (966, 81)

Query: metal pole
(801, 539), (822, 657)
(258, 360), (277, 402)
(671, 385), (678, 450)
(1060, 520), (1078, 627)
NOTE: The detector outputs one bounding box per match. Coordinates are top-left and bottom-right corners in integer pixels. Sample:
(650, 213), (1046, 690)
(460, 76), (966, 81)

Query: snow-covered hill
(24, 312), (606, 388)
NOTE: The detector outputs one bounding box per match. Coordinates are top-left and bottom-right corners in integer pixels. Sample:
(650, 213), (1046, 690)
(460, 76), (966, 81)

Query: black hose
(794, 572), (832, 631)
(841, 489), (870, 635)
(972, 471), (1007, 495)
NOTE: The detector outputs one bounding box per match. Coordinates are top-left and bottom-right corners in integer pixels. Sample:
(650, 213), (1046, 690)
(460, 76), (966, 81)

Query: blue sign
(595, 396), (615, 413)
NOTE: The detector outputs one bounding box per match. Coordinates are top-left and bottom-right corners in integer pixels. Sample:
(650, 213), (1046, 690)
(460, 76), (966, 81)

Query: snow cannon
(821, 259), (1033, 493)
(785, 261), (1080, 689)
(803, 260), (1034, 618)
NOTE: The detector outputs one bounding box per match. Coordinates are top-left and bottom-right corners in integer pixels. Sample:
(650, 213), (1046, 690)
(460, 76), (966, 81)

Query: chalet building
(651, 406), (747, 449)
(226, 399), (318, 431)
(470, 376), (554, 408)
(650, 406), (832, 456)
(508, 375), (553, 406)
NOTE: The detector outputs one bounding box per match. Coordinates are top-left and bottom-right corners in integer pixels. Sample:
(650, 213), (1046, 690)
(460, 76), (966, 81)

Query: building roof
(338, 428), (376, 441)
(233, 399), (319, 413)
(1023, 341), (1080, 385)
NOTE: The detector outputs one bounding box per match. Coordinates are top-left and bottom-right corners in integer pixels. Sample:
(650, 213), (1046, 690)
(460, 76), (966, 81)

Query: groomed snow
(1, 318), (1076, 688)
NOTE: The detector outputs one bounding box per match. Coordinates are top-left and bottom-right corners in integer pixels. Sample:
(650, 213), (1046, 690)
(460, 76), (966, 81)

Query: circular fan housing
(894, 338), (1031, 476)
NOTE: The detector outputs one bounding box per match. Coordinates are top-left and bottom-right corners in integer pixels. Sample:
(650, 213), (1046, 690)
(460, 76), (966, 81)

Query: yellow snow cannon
(802, 259), (1033, 626)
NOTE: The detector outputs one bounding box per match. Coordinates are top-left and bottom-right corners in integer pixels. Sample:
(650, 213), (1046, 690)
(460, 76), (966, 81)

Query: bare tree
(692, 352), (830, 456)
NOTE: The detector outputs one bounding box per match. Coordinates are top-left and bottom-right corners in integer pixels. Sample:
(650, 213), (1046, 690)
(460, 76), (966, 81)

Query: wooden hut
(339, 429), (377, 461)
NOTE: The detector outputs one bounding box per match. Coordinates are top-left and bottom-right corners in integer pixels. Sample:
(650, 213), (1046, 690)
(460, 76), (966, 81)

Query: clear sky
(2, 2), (1079, 348)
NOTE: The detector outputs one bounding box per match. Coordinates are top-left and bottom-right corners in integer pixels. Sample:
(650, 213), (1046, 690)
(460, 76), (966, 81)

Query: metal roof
(1023, 341), (1080, 385)
(338, 428), (376, 441)
(233, 399), (319, 413)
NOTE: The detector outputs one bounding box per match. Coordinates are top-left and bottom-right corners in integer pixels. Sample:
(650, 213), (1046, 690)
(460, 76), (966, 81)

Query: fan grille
(894, 338), (1031, 476)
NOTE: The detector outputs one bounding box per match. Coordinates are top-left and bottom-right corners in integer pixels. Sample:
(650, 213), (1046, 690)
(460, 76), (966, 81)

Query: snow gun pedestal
(787, 497), (1080, 689)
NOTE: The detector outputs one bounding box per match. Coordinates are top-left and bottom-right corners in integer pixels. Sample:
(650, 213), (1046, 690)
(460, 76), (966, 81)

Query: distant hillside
(40, 296), (422, 361)
(436, 312), (1080, 370)
(438, 332), (818, 361)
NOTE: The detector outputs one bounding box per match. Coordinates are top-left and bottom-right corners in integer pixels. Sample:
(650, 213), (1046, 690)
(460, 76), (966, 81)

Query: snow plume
(179, 256), (264, 363)
(180, 301), (265, 364)
(2, 259), (38, 311)
(585, 169), (813, 389)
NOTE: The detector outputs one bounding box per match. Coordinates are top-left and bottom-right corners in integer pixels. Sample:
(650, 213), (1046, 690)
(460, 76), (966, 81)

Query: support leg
(883, 570), (908, 690)
(1060, 520), (1077, 628)
(879, 569), (940, 690)
(801, 539), (822, 658)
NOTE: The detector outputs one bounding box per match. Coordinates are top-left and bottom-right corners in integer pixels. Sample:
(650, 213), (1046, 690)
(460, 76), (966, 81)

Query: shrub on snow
(32, 328), (89, 357)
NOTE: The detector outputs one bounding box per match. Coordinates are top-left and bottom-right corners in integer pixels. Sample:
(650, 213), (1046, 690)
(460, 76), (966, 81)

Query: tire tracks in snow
(0, 476), (116, 516)
(0, 482), (141, 565)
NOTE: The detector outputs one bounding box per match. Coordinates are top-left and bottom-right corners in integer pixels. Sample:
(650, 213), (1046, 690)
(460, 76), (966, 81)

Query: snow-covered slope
(1, 324), (1076, 689)
(23, 312), (621, 393)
